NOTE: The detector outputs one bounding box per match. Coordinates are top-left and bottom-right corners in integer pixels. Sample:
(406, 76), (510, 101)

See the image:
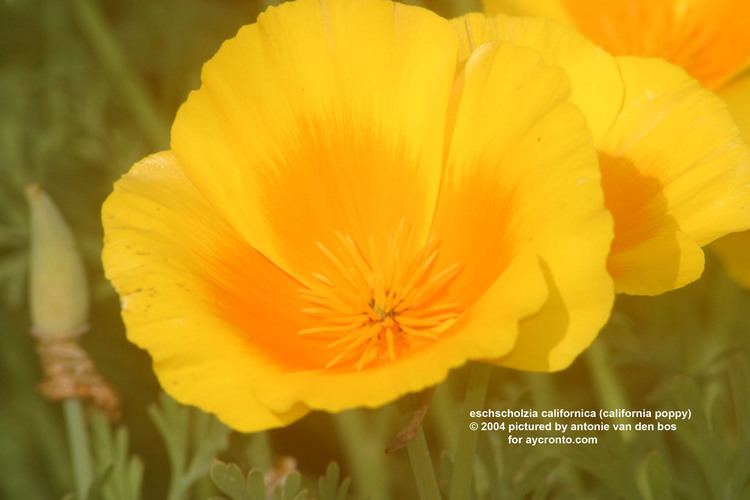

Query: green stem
(63, 399), (93, 499)
(193, 474), (216, 500)
(70, 0), (168, 148)
(705, 271), (740, 363)
(450, 363), (491, 500)
(406, 427), (442, 500)
(585, 339), (634, 441)
(1, 318), (70, 490)
(431, 380), (458, 454)
(523, 373), (584, 492)
(246, 432), (273, 470)
(334, 410), (389, 500)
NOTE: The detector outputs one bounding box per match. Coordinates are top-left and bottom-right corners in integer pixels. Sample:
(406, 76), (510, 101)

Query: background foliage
(2, 0), (749, 498)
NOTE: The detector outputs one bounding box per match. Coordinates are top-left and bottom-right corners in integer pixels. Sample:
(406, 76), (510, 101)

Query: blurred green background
(2, 0), (750, 498)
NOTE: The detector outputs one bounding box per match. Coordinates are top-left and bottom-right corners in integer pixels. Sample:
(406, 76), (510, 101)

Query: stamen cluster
(299, 225), (463, 370)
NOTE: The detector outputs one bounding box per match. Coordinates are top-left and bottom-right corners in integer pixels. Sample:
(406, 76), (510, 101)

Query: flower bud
(26, 184), (89, 339)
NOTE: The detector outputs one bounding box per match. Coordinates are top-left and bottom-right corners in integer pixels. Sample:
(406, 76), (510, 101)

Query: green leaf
(282, 471), (302, 500)
(510, 457), (557, 500)
(246, 469), (266, 499)
(89, 412), (144, 500)
(85, 465), (113, 500)
(729, 355), (750, 440)
(336, 478), (351, 500)
(318, 462), (339, 500)
(637, 452), (672, 500)
(150, 393), (230, 500)
(210, 461), (249, 500)
(318, 462), (350, 500)
(561, 430), (641, 500)
(664, 377), (723, 499)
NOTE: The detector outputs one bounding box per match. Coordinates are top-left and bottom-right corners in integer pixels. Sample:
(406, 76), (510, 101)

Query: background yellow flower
(470, 8), (750, 295)
(483, 0), (750, 289)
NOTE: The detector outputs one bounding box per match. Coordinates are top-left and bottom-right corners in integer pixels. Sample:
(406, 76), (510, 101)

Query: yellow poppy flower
(484, 0), (750, 89)
(712, 73), (750, 288)
(483, 0), (750, 288)
(103, 0), (614, 431)
(456, 12), (750, 295)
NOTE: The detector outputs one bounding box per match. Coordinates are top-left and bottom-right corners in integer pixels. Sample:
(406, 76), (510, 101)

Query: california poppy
(467, 10), (750, 294)
(483, 0), (750, 288)
(103, 0), (613, 431)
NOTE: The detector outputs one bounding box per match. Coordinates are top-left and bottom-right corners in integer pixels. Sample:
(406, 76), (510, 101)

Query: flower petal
(171, 0), (458, 286)
(720, 72), (750, 141)
(430, 41), (614, 371)
(712, 74), (750, 289)
(452, 13), (624, 145)
(599, 57), (750, 294)
(483, 0), (572, 24)
(102, 152), (310, 432)
(485, 0), (750, 89)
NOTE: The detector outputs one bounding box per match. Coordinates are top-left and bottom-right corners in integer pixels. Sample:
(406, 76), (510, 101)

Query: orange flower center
(298, 225), (463, 370)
